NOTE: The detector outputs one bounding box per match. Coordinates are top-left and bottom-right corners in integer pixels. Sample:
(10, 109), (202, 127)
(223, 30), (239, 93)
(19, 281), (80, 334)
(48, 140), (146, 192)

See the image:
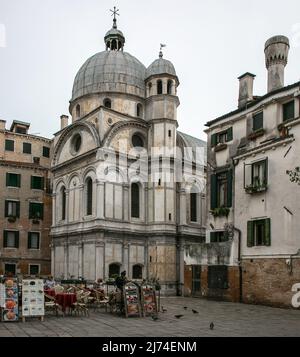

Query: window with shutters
(29, 202), (44, 220)
(31, 176), (44, 190)
(210, 231), (229, 243)
(190, 192), (198, 222)
(5, 139), (14, 151)
(86, 177), (93, 216)
(208, 265), (228, 289)
(283, 100), (295, 122)
(29, 264), (39, 275)
(23, 142), (32, 154)
(157, 80), (163, 94)
(42, 146), (50, 158)
(28, 232), (40, 249)
(253, 111), (263, 131)
(247, 218), (271, 247)
(244, 159), (268, 193)
(6, 173), (21, 187)
(3, 230), (19, 248)
(210, 170), (232, 209)
(132, 264), (143, 279)
(5, 200), (20, 218)
(211, 127), (233, 147)
(61, 186), (66, 221)
(131, 182), (140, 218)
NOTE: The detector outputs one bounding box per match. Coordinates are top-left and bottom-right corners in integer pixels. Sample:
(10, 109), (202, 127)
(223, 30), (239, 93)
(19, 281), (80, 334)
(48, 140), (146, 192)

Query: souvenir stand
(1, 277), (19, 322)
(141, 282), (157, 317)
(123, 282), (142, 318)
(21, 279), (45, 322)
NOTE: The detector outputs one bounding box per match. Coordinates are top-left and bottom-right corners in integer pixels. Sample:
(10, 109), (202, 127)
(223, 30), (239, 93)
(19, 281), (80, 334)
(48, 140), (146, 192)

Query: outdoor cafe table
(55, 293), (77, 313)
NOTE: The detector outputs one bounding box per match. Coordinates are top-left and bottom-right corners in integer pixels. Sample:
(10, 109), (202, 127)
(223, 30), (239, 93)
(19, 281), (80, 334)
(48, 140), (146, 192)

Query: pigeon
(210, 322), (214, 330)
(192, 309), (199, 314)
(161, 307), (167, 313)
(183, 306), (188, 310)
(174, 314), (184, 319)
(151, 315), (158, 321)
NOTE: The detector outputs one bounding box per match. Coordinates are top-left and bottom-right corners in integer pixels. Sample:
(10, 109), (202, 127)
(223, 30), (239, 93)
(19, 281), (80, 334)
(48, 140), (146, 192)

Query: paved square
(0, 297), (299, 337)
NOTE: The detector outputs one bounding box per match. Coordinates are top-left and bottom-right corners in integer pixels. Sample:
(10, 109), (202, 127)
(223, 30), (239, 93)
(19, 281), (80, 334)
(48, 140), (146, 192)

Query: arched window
(61, 186), (66, 221)
(132, 134), (144, 148)
(136, 103), (143, 118)
(76, 104), (81, 119)
(167, 80), (173, 95)
(104, 98), (111, 109)
(157, 80), (163, 95)
(109, 263), (120, 278)
(190, 192), (198, 222)
(148, 82), (152, 96)
(132, 265), (143, 279)
(86, 177), (93, 216)
(131, 183), (140, 218)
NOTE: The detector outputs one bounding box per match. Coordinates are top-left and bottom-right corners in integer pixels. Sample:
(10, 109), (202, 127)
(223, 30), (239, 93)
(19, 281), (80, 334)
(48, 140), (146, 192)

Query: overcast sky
(1, 0), (300, 141)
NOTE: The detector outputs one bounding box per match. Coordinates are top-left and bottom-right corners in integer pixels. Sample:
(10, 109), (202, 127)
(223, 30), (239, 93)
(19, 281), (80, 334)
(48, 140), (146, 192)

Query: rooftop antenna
(159, 43), (166, 58)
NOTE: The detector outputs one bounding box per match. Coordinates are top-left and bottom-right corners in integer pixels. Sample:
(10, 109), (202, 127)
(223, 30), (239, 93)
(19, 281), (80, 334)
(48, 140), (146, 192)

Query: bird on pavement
(192, 309), (199, 314)
(151, 315), (158, 321)
(161, 307), (167, 313)
(183, 306), (187, 310)
(210, 322), (214, 330)
(175, 314), (184, 319)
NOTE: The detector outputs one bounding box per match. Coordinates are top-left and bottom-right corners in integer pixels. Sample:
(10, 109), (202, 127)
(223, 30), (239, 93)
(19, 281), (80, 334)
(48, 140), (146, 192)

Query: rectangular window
(43, 146), (50, 158)
(208, 265), (228, 289)
(29, 202), (44, 220)
(6, 173), (21, 187)
(283, 100), (295, 122)
(244, 159), (268, 192)
(253, 111), (263, 131)
(168, 130), (172, 138)
(16, 126), (27, 134)
(247, 218), (271, 247)
(5, 200), (20, 218)
(4, 264), (16, 275)
(28, 232), (40, 249)
(211, 170), (232, 209)
(23, 142), (32, 154)
(5, 139), (14, 151)
(190, 193), (197, 222)
(211, 127), (233, 147)
(29, 264), (39, 275)
(3, 230), (19, 248)
(31, 176), (44, 190)
(210, 231), (229, 243)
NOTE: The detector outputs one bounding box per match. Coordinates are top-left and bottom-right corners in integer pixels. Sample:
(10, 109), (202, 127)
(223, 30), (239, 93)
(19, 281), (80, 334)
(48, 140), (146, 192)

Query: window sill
(210, 207), (230, 217)
(7, 217), (17, 223)
(247, 128), (265, 140)
(214, 143), (228, 152)
(245, 185), (267, 194)
(31, 219), (41, 224)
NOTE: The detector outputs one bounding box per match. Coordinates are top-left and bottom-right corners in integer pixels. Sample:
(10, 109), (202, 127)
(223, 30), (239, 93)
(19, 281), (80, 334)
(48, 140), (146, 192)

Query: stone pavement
(0, 297), (300, 337)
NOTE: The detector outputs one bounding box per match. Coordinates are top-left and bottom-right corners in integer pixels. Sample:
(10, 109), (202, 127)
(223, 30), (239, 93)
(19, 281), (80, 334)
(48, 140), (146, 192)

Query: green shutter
(226, 127), (233, 142)
(15, 231), (19, 248)
(265, 218), (271, 246)
(17, 174), (21, 188)
(210, 232), (216, 243)
(6, 173), (9, 186)
(5, 200), (8, 217)
(247, 221), (254, 247)
(28, 233), (31, 249)
(227, 169), (233, 208)
(211, 134), (217, 147)
(16, 202), (20, 218)
(3, 231), (8, 247)
(210, 174), (217, 209)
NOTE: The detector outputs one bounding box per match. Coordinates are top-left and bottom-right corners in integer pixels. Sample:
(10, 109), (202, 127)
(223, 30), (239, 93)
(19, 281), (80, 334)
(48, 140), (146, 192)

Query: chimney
(60, 115), (69, 130)
(0, 120), (6, 131)
(238, 72), (256, 108)
(264, 35), (290, 93)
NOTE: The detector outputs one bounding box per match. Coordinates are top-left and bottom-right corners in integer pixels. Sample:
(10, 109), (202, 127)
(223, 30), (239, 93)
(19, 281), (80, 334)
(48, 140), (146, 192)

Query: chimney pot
(60, 115), (69, 130)
(238, 72), (256, 108)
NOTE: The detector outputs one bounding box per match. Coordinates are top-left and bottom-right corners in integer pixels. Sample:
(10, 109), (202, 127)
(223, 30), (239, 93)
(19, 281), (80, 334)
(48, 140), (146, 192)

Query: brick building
(0, 119), (52, 277)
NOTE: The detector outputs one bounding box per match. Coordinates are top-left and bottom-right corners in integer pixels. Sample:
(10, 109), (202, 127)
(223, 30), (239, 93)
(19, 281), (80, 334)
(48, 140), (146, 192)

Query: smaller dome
(146, 58), (176, 79)
(104, 28), (125, 40)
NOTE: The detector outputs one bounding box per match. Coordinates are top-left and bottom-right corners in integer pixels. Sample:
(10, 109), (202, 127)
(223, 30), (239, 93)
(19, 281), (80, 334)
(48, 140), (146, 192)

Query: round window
(132, 134), (144, 148)
(71, 134), (82, 154)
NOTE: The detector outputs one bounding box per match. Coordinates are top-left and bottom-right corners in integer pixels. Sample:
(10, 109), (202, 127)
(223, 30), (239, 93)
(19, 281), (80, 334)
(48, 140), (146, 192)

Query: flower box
(245, 184), (267, 194)
(210, 207), (230, 217)
(247, 128), (265, 140)
(7, 216), (16, 223)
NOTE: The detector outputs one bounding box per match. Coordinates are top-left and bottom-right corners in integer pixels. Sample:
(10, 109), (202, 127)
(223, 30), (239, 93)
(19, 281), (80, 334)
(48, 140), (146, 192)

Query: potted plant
(7, 215), (16, 223)
(247, 128), (265, 140)
(210, 206), (230, 217)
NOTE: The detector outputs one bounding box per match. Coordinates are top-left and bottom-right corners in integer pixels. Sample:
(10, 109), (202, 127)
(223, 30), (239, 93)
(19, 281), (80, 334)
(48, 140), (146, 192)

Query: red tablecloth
(55, 293), (77, 312)
(44, 289), (56, 297)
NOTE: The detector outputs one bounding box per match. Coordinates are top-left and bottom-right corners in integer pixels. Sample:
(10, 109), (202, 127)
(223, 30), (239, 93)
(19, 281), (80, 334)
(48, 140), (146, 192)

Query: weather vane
(110, 6), (120, 28)
(159, 43), (166, 58)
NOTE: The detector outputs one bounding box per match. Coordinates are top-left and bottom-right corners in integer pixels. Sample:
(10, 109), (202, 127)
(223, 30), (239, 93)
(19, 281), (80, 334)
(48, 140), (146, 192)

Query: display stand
(141, 283), (157, 316)
(21, 279), (45, 322)
(1, 277), (19, 322)
(123, 282), (142, 318)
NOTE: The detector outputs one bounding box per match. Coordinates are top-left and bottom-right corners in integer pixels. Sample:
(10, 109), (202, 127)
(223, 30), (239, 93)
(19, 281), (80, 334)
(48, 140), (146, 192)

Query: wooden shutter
(5, 200), (8, 217)
(6, 173), (9, 186)
(227, 169), (233, 208)
(226, 127), (233, 142)
(247, 221), (254, 247)
(15, 231), (19, 248)
(28, 233), (31, 249)
(210, 232), (216, 243)
(210, 174), (217, 209)
(265, 218), (271, 246)
(17, 174), (21, 187)
(16, 202), (20, 218)
(3, 231), (8, 247)
(211, 134), (217, 147)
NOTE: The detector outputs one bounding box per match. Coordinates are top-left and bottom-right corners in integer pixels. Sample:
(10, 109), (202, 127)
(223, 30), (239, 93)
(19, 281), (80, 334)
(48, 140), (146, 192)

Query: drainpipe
(233, 226), (243, 303)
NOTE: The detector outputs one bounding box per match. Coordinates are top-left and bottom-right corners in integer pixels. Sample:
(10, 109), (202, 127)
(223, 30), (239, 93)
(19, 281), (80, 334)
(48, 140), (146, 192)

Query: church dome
(71, 51), (146, 101)
(146, 57), (176, 79)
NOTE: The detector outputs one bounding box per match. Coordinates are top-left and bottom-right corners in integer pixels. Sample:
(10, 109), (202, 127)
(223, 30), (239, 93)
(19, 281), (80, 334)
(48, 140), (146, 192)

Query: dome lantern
(104, 7), (125, 51)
